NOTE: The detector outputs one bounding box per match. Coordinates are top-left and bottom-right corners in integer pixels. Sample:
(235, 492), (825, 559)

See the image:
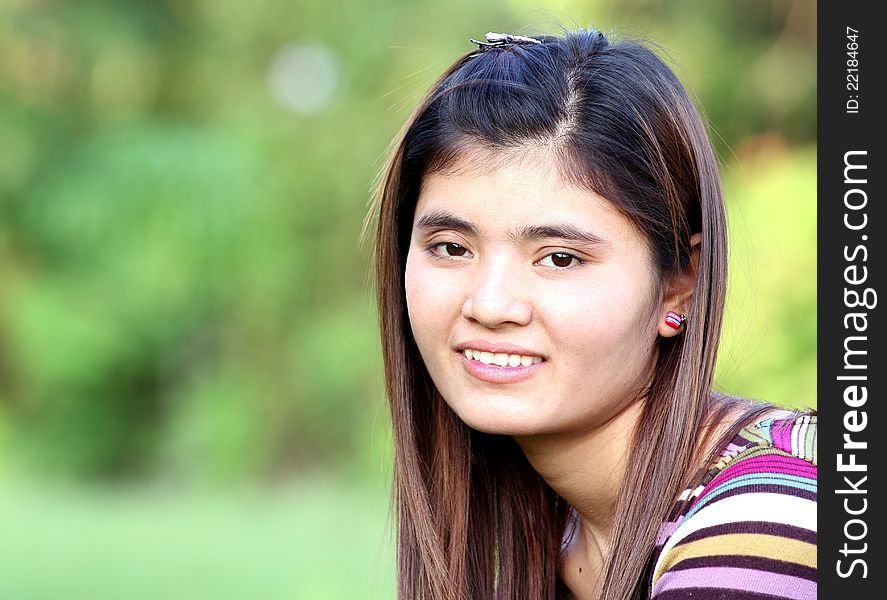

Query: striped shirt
(648, 414), (817, 599)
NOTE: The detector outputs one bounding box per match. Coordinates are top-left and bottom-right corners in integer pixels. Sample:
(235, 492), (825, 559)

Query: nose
(461, 257), (532, 328)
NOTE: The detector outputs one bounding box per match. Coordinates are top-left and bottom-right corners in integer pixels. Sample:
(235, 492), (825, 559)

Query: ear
(657, 233), (701, 338)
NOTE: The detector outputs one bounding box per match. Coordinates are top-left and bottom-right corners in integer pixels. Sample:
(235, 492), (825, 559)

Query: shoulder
(650, 414), (817, 599)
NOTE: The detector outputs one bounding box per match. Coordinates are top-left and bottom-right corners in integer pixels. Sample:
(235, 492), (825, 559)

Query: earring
(664, 310), (686, 330)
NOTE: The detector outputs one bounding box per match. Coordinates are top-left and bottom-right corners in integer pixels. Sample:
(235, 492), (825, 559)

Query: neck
(514, 398), (645, 555)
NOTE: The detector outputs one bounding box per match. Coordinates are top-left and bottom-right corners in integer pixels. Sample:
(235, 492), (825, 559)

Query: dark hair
(368, 28), (772, 600)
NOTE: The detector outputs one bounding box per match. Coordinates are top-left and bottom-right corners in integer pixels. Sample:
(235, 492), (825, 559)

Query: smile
(462, 349), (544, 367)
(459, 349), (545, 384)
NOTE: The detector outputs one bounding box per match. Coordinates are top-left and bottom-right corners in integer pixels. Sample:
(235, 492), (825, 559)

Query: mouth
(457, 347), (546, 384)
(460, 348), (544, 368)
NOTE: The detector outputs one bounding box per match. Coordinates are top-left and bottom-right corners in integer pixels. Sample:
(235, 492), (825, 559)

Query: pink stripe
(722, 456), (814, 480)
(704, 455), (816, 488)
(770, 420), (798, 453)
(653, 567), (815, 599)
(691, 457), (815, 506)
(715, 455), (817, 481)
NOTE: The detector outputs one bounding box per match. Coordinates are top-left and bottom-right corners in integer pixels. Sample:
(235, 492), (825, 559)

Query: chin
(446, 394), (554, 437)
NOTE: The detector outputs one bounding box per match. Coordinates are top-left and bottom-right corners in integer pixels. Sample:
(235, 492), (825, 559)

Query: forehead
(421, 145), (563, 194)
(414, 148), (630, 238)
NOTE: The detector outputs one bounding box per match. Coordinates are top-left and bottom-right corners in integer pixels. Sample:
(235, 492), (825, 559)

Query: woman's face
(404, 151), (673, 438)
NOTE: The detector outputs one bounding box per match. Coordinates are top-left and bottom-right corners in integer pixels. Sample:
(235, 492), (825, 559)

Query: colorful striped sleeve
(650, 415), (817, 599)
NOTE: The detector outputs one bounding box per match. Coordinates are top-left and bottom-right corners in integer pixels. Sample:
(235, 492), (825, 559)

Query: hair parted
(368, 27), (773, 600)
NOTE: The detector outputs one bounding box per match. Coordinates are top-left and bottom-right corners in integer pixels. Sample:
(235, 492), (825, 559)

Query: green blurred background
(0, 0), (814, 598)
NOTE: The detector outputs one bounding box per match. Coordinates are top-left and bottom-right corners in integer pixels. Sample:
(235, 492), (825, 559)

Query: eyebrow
(513, 224), (609, 247)
(413, 211), (479, 237)
(413, 210), (609, 247)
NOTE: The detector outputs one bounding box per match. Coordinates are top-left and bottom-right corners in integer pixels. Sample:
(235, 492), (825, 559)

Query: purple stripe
(723, 442), (749, 456)
(667, 555), (816, 581)
(655, 589), (797, 600)
(655, 520), (682, 546)
(653, 567), (816, 599)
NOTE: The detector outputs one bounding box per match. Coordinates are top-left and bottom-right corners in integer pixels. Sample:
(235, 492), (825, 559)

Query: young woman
(368, 28), (816, 600)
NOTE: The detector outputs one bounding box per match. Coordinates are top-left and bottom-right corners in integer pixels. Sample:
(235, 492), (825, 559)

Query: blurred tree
(0, 0), (815, 483)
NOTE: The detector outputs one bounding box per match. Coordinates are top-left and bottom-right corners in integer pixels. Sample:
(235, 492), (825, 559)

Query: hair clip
(470, 31), (541, 48)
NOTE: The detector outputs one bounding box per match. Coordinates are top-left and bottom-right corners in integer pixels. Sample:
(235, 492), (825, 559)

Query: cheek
(547, 281), (648, 322)
(541, 276), (659, 356)
(404, 255), (427, 333)
(404, 254), (458, 344)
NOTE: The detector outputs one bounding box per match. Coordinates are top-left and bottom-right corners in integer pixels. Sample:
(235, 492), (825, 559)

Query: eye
(430, 242), (472, 258)
(537, 252), (582, 269)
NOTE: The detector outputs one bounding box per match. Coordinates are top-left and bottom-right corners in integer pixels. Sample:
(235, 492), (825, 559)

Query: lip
(455, 341), (546, 384)
(459, 352), (545, 384)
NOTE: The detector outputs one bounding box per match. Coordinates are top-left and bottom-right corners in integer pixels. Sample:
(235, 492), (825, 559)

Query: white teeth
(462, 349), (543, 367)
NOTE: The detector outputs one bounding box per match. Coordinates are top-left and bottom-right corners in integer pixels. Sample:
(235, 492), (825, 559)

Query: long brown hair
(368, 28), (771, 599)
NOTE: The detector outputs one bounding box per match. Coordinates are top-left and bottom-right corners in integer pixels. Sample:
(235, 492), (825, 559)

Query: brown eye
(539, 252), (581, 269)
(430, 242), (471, 258)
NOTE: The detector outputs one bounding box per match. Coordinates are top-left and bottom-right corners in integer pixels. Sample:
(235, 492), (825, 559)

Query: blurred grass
(718, 143), (816, 409)
(0, 477), (394, 600)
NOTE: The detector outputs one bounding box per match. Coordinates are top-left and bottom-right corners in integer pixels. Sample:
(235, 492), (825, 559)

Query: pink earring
(665, 311), (686, 330)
